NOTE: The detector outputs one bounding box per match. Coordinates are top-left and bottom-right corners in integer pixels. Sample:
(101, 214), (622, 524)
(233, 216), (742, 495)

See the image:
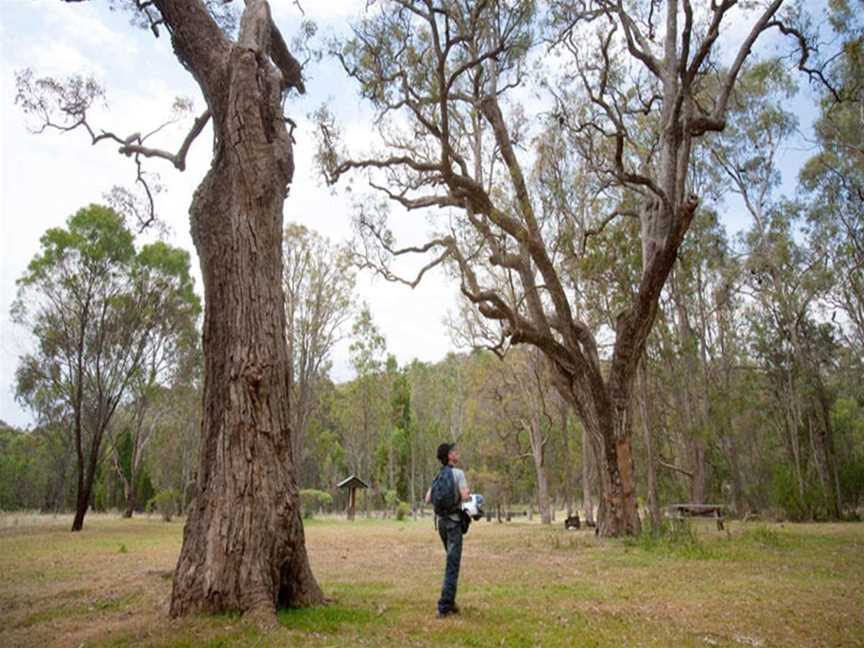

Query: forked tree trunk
(167, 1), (323, 620)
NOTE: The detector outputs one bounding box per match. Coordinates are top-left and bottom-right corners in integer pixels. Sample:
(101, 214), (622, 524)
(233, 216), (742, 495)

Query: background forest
(1, 0), (863, 530)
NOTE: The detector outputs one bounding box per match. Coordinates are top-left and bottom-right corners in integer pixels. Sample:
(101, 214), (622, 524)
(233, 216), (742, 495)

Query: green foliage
(8, 204), (200, 523)
(395, 500), (410, 521)
(299, 489), (333, 518)
(147, 489), (180, 522)
(770, 465), (825, 522)
(349, 305), (386, 377)
(18, 205), (134, 289)
(0, 424), (53, 511)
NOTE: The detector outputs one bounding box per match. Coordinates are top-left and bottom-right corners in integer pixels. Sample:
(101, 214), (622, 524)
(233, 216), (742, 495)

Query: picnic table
(664, 503), (726, 530)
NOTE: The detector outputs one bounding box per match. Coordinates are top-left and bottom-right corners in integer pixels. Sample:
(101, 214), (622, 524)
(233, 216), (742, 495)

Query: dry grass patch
(0, 515), (861, 647)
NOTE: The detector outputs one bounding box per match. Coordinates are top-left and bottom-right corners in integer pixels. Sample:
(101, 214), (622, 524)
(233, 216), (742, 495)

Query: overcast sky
(0, 1), (824, 429)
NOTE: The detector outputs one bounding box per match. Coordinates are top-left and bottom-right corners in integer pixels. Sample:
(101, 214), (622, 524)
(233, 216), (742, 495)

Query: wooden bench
(664, 503), (726, 531)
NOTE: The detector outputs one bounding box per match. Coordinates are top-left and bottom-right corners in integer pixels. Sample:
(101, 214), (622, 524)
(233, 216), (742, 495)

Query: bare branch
(118, 110), (211, 171)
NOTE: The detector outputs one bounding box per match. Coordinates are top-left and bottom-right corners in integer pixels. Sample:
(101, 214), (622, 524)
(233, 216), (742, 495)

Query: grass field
(0, 514), (862, 647)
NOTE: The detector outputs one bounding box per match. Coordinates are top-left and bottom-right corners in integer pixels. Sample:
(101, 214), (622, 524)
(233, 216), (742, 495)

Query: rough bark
(160, 0), (323, 620)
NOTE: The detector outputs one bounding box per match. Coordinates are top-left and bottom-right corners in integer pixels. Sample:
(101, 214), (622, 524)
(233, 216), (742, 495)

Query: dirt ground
(1, 514), (862, 647)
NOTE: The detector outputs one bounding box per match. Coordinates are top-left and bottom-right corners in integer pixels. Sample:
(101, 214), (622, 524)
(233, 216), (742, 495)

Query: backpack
(431, 466), (460, 517)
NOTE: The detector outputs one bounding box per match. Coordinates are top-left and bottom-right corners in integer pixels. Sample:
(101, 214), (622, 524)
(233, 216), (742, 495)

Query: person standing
(425, 442), (470, 618)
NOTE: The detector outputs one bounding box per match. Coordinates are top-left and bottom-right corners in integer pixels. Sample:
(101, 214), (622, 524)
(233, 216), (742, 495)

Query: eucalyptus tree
(744, 217), (840, 519)
(459, 347), (556, 522)
(110, 241), (200, 518)
(800, 0), (864, 354)
(283, 224), (356, 486)
(343, 305), (388, 511)
(707, 60), (843, 518)
(385, 362), (414, 503)
(318, 0), (808, 535)
(15, 0), (323, 619)
(13, 205), (198, 531)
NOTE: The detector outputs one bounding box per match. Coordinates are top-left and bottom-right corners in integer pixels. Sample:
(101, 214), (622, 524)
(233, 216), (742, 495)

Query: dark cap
(437, 442), (456, 465)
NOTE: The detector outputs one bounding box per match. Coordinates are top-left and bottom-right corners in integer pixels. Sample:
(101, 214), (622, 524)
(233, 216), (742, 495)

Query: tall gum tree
(16, 0), (324, 620)
(318, 0), (810, 536)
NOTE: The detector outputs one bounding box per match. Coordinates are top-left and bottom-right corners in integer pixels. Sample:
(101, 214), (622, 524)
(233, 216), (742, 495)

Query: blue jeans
(437, 516), (463, 613)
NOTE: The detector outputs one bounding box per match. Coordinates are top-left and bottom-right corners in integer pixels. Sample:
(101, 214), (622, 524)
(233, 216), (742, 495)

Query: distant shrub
(147, 489), (180, 522)
(300, 489), (333, 519)
(395, 501), (410, 521)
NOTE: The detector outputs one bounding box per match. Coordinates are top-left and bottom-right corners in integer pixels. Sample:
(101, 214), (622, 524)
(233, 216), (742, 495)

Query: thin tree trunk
(637, 360), (661, 531)
(581, 426), (594, 525)
(72, 441), (100, 532)
(526, 417), (551, 524)
(559, 404), (575, 518)
(722, 427), (745, 516)
(410, 434), (417, 519)
(71, 350), (86, 531)
(814, 374), (842, 519)
(690, 440), (706, 504)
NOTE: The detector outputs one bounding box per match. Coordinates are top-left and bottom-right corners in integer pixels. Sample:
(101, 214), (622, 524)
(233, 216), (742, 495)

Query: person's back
(425, 442), (470, 618)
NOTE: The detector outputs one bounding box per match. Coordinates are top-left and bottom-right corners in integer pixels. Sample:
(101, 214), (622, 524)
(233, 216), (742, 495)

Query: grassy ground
(0, 514), (862, 648)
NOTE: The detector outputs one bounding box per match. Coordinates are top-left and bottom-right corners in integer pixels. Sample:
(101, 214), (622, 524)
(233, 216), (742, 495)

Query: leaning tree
(318, 0), (819, 535)
(16, 0), (324, 620)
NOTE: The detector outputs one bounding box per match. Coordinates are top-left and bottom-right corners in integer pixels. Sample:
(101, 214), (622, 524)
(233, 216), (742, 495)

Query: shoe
(436, 605), (459, 618)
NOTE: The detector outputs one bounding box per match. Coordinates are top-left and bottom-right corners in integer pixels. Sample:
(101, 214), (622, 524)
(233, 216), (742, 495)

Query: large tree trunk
(169, 3), (323, 620)
(601, 406), (641, 537)
(568, 382), (641, 537)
